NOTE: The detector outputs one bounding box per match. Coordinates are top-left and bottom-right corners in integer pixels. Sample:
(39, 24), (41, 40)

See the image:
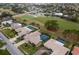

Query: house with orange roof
(72, 46), (79, 55)
(44, 39), (69, 55)
(24, 31), (42, 47)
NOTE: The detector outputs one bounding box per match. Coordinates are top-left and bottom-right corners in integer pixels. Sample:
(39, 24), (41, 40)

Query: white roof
(55, 41), (64, 46)
(11, 23), (22, 29)
(24, 31), (42, 45)
(44, 39), (69, 55)
(12, 23), (22, 26)
(2, 20), (13, 24)
(54, 13), (63, 16)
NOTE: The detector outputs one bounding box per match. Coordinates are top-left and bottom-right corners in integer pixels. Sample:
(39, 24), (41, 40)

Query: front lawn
(0, 49), (10, 55)
(2, 28), (17, 38)
(15, 37), (23, 43)
(19, 43), (39, 55)
(0, 40), (5, 48)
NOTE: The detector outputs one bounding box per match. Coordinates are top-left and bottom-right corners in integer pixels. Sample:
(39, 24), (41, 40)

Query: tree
(11, 5), (29, 13)
(30, 22), (40, 29)
(45, 20), (59, 31)
(11, 6), (24, 13)
(1, 11), (12, 17)
(68, 14), (78, 22)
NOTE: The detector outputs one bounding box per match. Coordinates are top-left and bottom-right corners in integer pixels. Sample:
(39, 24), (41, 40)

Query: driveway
(14, 40), (26, 47)
(9, 36), (19, 42)
(35, 47), (52, 55)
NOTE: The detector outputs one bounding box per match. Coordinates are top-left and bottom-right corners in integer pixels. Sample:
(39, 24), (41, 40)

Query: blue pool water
(40, 34), (49, 42)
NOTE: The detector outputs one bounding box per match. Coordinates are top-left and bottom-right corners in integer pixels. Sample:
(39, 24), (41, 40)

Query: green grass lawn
(15, 37), (23, 43)
(2, 28), (17, 38)
(16, 15), (79, 30)
(19, 43), (39, 55)
(0, 41), (5, 48)
(21, 15), (35, 20)
(0, 49), (10, 55)
(34, 16), (79, 30)
(57, 19), (79, 30)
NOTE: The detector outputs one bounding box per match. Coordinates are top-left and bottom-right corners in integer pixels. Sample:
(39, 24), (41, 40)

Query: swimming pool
(27, 25), (38, 32)
(40, 34), (49, 42)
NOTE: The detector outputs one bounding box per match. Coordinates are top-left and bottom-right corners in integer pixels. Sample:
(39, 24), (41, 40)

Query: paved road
(0, 32), (24, 55)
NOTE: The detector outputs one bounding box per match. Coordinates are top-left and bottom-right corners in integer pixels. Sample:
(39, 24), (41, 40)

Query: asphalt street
(0, 32), (24, 55)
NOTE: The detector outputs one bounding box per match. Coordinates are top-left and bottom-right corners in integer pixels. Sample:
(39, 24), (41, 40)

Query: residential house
(44, 39), (69, 55)
(72, 46), (79, 55)
(2, 20), (13, 25)
(15, 27), (32, 36)
(11, 23), (22, 29)
(15, 25), (38, 36)
(24, 31), (42, 47)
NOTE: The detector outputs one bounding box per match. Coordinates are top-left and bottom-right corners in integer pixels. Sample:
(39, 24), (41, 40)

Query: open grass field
(14, 15), (79, 31)
(34, 16), (79, 30)
(57, 19), (79, 30)
(21, 15), (35, 20)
